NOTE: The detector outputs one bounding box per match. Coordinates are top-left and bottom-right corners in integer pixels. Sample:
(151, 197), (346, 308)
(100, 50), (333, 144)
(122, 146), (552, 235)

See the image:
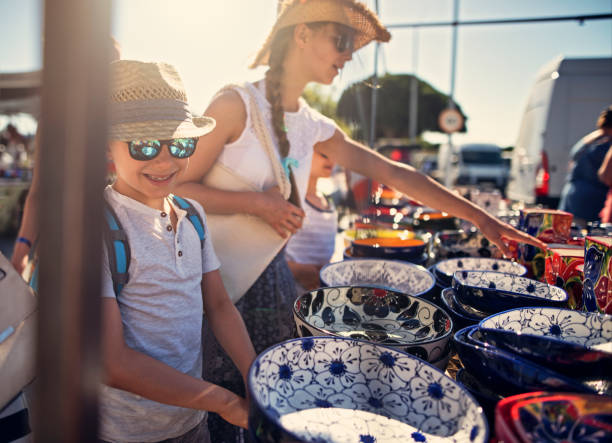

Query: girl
(174, 1), (545, 440)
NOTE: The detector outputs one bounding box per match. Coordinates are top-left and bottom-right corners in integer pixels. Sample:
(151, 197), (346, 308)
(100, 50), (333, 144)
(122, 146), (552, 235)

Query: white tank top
(217, 81), (338, 203)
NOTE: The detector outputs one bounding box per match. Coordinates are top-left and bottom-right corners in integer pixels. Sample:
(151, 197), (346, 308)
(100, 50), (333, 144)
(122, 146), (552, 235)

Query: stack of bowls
(348, 234), (431, 266)
(427, 258), (527, 330)
(247, 336), (489, 443)
(293, 286), (454, 370)
(453, 307), (612, 411)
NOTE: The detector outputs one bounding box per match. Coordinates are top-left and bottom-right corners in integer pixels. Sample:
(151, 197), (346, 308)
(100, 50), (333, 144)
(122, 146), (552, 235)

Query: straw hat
(250, 0), (391, 68)
(109, 60), (215, 141)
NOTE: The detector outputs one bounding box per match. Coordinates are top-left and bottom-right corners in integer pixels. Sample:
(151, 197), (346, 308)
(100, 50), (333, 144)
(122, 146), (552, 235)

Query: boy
(100, 60), (255, 443)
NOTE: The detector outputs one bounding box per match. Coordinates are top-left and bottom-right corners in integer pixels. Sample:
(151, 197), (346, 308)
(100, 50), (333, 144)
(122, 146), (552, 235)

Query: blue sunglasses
(128, 138), (197, 161)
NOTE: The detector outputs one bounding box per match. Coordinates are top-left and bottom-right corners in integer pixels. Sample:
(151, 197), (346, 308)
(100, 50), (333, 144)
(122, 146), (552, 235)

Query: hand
(255, 187), (305, 238)
(10, 243), (30, 275)
(217, 395), (249, 429)
(475, 213), (547, 258)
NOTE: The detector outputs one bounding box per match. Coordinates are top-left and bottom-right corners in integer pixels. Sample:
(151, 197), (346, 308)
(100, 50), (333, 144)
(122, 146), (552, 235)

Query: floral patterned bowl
(319, 259), (435, 298)
(293, 286), (453, 364)
(247, 337), (488, 443)
(433, 257), (526, 288)
(453, 326), (605, 398)
(452, 270), (568, 313)
(478, 307), (612, 378)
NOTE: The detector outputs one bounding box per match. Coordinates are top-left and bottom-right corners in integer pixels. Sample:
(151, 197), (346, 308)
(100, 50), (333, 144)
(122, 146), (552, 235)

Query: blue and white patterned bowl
(294, 286), (453, 364)
(453, 326), (606, 397)
(452, 270), (568, 313)
(320, 259), (435, 298)
(478, 307), (612, 378)
(434, 258), (526, 287)
(247, 337), (488, 443)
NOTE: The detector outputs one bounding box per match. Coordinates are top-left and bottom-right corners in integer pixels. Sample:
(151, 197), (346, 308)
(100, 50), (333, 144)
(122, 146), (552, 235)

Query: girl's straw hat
(109, 60), (215, 141)
(250, 0), (391, 68)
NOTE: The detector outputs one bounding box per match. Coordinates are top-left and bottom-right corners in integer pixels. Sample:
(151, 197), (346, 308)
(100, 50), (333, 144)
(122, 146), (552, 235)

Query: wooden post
(35, 0), (111, 441)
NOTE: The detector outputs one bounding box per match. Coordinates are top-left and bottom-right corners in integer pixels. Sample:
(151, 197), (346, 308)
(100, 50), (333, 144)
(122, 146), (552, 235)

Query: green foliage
(337, 74), (468, 140)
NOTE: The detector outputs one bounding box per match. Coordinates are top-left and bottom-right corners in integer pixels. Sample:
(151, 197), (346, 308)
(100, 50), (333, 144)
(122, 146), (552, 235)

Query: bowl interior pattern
(248, 337), (488, 442)
(479, 307), (612, 353)
(435, 258), (526, 279)
(320, 259), (435, 297)
(453, 270), (568, 302)
(294, 286), (452, 347)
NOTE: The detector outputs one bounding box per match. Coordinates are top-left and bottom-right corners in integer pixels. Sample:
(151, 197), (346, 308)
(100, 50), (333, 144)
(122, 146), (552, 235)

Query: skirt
(202, 249), (297, 443)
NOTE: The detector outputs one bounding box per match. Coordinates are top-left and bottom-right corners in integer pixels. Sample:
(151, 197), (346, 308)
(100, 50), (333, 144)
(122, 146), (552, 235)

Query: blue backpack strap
(103, 201), (130, 296)
(171, 195), (205, 248)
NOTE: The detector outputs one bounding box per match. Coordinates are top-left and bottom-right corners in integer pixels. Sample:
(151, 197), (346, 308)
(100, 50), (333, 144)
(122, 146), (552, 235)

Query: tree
(301, 84), (353, 136)
(337, 74), (468, 140)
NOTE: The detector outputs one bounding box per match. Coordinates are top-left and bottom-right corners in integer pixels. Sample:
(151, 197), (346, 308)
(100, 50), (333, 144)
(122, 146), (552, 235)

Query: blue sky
(1, 0), (611, 146)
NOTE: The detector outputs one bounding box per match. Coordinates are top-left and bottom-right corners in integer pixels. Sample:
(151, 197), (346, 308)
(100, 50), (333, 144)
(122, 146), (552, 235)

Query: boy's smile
(109, 140), (191, 210)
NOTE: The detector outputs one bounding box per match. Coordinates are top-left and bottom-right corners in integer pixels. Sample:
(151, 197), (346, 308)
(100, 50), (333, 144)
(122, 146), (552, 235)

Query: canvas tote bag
(202, 83), (300, 303)
(0, 252), (37, 409)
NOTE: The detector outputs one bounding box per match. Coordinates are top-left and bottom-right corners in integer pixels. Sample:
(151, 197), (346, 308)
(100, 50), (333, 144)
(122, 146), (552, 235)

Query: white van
(507, 56), (612, 206)
(437, 143), (507, 189)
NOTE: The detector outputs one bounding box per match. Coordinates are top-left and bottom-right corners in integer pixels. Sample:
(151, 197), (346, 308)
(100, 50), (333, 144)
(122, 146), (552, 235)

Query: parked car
(437, 142), (508, 189)
(507, 56), (612, 207)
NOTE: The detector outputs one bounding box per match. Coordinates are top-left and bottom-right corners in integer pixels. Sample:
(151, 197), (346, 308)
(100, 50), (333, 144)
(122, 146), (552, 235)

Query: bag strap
(103, 196), (206, 297)
(171, 195), (206, 249)
(215, 83), (298, 204)
(103, 201), (130, 297)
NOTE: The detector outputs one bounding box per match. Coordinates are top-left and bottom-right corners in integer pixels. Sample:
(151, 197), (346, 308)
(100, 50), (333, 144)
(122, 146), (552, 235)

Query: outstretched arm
(102, 298), (248, 428)
(201, 270), (256, 386)
(175, 89), (304, 238)
(11, 131), (41, 273)
(317, 130), (546, 257)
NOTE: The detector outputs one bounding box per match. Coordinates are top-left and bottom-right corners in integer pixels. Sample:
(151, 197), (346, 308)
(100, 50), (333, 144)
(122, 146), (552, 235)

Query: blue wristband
(17, 237), (32, 248)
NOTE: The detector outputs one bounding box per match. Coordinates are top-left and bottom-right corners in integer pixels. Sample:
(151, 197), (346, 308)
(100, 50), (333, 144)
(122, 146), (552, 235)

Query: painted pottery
(247, 336), (489, 443)
(293, 286), (453, 364)
(319, 259), (435, 297)
(452, 270), (568, 313)
(583, 236), (612, 314)
(434, 257), (526, 287)
(544, 244), (585, 310)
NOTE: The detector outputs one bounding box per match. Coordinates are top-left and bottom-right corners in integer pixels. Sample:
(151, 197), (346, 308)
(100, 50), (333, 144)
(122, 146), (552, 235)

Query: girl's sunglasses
(128, 138), (197, 161)
(333, 33), (354, 54)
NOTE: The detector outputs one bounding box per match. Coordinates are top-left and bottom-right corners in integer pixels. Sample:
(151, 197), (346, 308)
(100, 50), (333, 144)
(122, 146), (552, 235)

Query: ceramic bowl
(456, 369), (504, 429)
(343, 246), (428, 266)
(453, 326), (605, 397)
(434, 257), (526, 288)
(247, 336), (489, 443)
(511, 393), (612, 443)
(478, 307), (612, 378)
(293, 286), (453, 364)
(319, 259), (435, 298)
(440, 288), (481, 332)
(452, 270), (568, 313)
(352, 237), (428, 261)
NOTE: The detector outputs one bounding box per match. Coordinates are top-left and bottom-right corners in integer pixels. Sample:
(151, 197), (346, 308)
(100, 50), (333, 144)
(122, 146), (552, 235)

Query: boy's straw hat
(109, 60), (215, 141)
(250, 0), (391, 68)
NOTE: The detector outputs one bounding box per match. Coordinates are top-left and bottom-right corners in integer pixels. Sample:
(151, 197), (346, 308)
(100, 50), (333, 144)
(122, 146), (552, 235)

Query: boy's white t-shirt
(99, 186), (220, 443)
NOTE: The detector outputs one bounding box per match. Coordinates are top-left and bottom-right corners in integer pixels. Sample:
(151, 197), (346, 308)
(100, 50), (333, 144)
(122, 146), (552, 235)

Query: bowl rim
(434, 257), (527, 279)
(452, 270), (568, 303)
(478, 306), (612, 355)
(246, 335), (489, 442)
(293, 285), (454, 346)
(453, 326), (599, 395)
(319, 258), (436, 297)
(440, 288), (480, 322)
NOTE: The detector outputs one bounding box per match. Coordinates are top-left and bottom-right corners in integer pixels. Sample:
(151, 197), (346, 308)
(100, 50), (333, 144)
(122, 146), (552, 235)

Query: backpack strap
(171, 195), (205, 249)
(103, 201), (130, 297)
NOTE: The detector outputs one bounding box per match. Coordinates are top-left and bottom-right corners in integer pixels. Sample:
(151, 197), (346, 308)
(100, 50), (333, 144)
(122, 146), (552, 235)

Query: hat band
(110, 99), (193, 125)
